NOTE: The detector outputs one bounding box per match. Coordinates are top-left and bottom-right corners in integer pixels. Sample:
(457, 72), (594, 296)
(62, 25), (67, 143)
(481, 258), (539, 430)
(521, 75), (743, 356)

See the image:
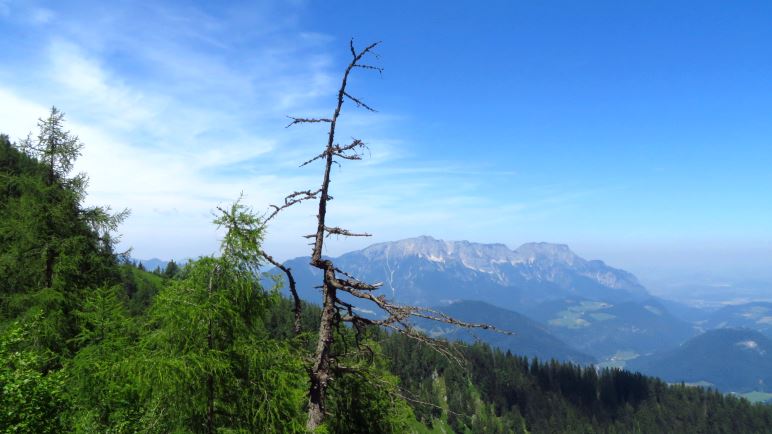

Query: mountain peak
(359, 236), (516, 272)
(514, 242), (580, 266)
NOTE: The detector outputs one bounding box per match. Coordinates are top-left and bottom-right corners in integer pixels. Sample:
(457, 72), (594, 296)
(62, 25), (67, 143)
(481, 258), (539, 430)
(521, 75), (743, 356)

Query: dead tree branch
(265, 189), (321, 223)
(299, 139), (367, 167)
(324, 226), (372, 238)
(354, 64), (384, 74)
(343, 92), (377, 112)
(260, 38), (505, 431)
(259, 250), (302, 335)
(286, 116), (332, 128)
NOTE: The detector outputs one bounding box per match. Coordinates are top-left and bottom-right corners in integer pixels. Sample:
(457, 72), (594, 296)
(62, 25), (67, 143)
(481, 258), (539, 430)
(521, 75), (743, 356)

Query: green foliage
(129, 200), (307, 433)
(117, 263), (165, 316)
(163, 259), (180, 279)
(383, 334), (772, 433)
(325, 340), (415, 434)
(19, 106), (83, 184)
(0, 315), (66, 434)
(326, 370), (414, 434)
(0, 113), (124, 351)
(65, 286), (142, 433)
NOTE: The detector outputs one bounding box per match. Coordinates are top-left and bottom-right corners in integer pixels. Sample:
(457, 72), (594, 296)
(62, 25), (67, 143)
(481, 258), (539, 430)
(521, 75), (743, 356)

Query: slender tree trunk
(306, 281), (336, 431)
(304, 41), (380, 431)
(306, 80), (339, 432)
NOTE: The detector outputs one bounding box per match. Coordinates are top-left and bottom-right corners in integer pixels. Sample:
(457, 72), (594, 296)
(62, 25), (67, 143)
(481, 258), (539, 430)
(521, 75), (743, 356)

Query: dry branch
(285, 116), (332, 128)
(343, 91), (377, 112)
(259, 250), (302, 335)
(265, 189), (321, 223)
(354, 64), (384, 74)
(324, 226), (371, 238)
(299, 150), (328, 167)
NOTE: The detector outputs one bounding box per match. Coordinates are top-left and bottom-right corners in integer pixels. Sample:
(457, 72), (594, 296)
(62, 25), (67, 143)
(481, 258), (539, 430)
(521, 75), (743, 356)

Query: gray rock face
(345, 236), (648, 303)
(360, 235), (516, 272)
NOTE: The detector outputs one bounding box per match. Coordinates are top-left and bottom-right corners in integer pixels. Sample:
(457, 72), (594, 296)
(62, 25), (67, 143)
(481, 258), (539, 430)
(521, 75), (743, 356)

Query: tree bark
(306, 280), (336, 431)
(304, 41), (380, 431)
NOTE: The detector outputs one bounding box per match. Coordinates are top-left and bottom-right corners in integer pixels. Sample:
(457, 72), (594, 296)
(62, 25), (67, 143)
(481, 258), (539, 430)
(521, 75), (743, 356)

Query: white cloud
(0, 88), (47, 139)
(47, 39), (156, 130)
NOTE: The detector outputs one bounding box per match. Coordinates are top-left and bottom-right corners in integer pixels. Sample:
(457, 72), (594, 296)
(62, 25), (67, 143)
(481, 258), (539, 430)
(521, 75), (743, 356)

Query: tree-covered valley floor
(3, 126), (772, 433)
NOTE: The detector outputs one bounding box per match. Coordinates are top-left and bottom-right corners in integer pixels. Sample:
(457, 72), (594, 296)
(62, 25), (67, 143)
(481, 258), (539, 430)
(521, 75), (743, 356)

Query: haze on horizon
(1, 1), (770, 288)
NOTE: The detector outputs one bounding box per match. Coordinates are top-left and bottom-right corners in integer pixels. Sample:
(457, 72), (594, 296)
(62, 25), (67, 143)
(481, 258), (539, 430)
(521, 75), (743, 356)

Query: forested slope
(381, 333), (772, 433)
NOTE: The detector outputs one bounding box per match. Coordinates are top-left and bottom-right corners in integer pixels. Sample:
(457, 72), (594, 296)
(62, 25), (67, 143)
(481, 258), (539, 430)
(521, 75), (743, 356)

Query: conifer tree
(0, 109), (128, 371)
(133, 199), (306, 433)
(163, 259), (180, 278)
(20, 106), (84, 187)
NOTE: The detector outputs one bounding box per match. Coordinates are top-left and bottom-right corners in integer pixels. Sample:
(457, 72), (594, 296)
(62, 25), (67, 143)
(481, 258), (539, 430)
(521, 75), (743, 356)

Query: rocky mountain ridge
(346, 235), (648, 302)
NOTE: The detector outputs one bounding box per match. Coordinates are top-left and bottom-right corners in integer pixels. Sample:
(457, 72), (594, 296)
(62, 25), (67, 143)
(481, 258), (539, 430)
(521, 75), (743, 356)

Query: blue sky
(1, 0), (770, 282)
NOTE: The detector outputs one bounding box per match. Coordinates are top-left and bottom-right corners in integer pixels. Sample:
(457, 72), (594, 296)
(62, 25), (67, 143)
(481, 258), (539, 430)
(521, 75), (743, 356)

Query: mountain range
(280, 236), (649, 306)
(269, 236), (697, 360)
(264, 235), (772, 394)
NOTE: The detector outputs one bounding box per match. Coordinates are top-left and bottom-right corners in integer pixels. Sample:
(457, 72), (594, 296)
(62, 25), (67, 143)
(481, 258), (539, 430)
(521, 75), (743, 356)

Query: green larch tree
(132, 199), (307, 433)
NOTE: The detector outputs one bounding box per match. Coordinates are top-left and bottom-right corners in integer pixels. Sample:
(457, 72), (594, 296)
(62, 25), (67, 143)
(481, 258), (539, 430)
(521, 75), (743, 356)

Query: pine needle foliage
(130, 199), (307, 433)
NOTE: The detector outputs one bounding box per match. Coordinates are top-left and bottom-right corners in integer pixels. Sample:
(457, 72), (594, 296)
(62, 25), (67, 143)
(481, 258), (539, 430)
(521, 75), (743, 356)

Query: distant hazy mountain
(628, 328), (772, 393)
(706, 302), (772, 338)
(269, 236), (696, 360)
(279, 236), (649, 308)
(417, 300), (595, 364)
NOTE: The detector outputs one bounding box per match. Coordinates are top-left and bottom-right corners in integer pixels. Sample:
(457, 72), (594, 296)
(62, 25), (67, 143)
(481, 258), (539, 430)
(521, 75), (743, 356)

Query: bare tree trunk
(261, 251), (303, 335)
(273, 40), (502, 432)
(306, 281), (336, 431)
(305, 104), (338, 433)
(304, 41), (372, 432)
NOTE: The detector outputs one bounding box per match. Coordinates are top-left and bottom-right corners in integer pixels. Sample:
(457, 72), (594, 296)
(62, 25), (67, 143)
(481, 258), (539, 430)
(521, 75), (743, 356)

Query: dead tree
(263, 39), (506, 432)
